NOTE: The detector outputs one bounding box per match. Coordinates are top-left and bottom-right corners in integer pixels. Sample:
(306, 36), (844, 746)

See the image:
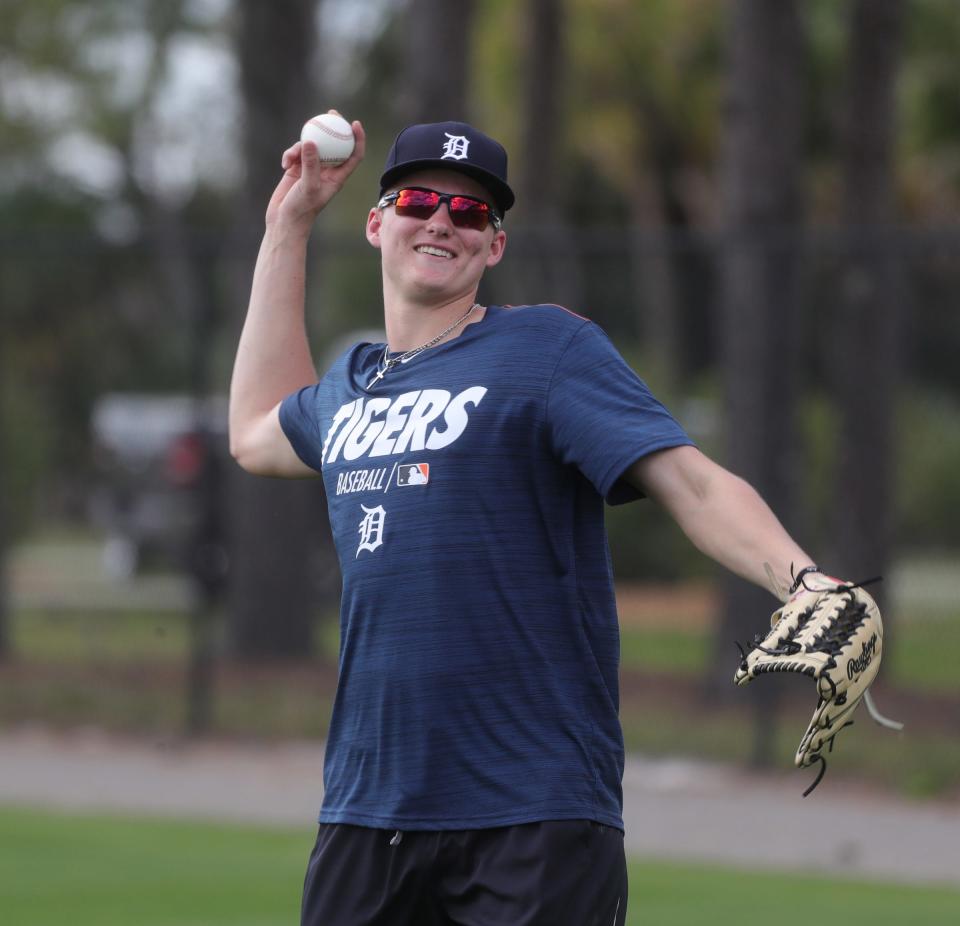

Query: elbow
(229, 427), (292, 478)
(227, 419), (245, 465)
(228, 405), (264, 473)
(229, 439), (247, 469)
(228, 427), (262, 474)
(229, 441), (253, 473)
(227, 404), (307, 478)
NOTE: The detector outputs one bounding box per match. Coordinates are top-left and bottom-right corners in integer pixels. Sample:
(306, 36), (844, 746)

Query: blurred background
(1, 0), (959, 863)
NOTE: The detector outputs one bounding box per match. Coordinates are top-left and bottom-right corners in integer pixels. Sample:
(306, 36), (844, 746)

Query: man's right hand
(266, 113), (366, 229)
(230, 114), (365, 478)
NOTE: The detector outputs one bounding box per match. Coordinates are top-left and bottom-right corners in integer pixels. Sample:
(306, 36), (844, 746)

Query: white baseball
(300, 112), (355, 165)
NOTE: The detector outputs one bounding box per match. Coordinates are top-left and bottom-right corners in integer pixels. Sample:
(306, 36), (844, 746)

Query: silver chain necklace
(367, 303), (479, 389)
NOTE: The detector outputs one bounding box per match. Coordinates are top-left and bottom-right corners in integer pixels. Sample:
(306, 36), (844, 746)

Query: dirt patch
(616, 580), (717, 630)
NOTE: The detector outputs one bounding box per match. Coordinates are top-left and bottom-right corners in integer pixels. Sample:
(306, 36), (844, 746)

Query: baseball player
(229, 118), (820, 925)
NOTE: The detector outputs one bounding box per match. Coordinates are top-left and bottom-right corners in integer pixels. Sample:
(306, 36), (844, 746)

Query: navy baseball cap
(379, 121), (515, 216)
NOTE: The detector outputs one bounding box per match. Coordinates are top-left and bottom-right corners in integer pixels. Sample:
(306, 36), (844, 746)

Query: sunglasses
(377, 187), (502, 231)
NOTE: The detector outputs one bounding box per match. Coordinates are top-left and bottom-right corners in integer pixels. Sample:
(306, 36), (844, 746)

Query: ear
(365, 207), (383, 248)
(485, 228), (507, 268)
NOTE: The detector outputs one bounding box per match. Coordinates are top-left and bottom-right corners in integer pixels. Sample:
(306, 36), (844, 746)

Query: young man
(230, 117), (818, 925)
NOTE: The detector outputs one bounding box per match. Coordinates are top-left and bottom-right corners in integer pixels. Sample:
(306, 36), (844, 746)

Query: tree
(227, 0), (330, 660)
(564, 0), (724, 385)
(712, 0), (806, 764)
(0, 443), (7, 660)
(0, 0), (239, 662)
(509, 0), (583, 311)
(518, 0), (565, 222)
(398, 0), (476, 124)
(457, 0), (574, 307)
(831, 0), (905, 604)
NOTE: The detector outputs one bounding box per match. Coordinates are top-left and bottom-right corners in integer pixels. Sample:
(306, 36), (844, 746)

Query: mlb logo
(397, 463), (429, 486)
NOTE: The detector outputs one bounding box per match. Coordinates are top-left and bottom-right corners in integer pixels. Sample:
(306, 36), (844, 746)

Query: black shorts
(301, 819), (627, 926)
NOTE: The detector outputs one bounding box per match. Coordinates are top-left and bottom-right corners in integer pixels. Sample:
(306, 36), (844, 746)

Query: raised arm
(627, 445), (815, 601)
(229, 115), (365, 476)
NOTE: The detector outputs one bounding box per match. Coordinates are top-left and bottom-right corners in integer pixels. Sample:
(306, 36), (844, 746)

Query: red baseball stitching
(306, 117), (353, 141)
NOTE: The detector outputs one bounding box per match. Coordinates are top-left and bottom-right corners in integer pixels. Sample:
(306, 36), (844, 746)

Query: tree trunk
(519, 0), (563, 221)
(0, 435), (8, 661)
(228, 0), (329, 660)
(399, 0), (476, 124)
(627, 93), (688, 391)
(832, 0), (905, 610)
(712, 0), (806, 765)
(509, 0), (582, 310)
(629, 186), (678, 391)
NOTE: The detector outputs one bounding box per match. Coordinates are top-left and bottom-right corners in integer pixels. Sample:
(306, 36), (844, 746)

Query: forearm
(229, 220), (318, 445)
(671, 468), (813, 600)
(228, 122), (366, 474)
(631, 447), (815, 601)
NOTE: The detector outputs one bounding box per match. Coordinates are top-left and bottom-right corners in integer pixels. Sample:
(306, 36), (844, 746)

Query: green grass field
(11, 597), (960, 693)
(1, 807), (957, 926)
(5, 600), (960, 796)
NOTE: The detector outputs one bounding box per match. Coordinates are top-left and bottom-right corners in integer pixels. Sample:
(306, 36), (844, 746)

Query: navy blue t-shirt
(279, 304), (693, 831)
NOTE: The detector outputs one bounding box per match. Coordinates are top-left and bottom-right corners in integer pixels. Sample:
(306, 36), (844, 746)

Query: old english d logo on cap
(441, 133), (470, 160)
(379, 121), (515, 215)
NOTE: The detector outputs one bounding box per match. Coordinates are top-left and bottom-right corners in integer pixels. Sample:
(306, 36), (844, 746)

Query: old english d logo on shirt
(356, 504), (386, 557)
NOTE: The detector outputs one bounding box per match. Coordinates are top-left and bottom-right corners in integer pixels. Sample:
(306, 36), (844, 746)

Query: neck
(384, 296), (483, 352)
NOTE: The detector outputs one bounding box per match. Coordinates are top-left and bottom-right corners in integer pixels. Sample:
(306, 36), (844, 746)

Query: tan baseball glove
(734, 572), (901, 795)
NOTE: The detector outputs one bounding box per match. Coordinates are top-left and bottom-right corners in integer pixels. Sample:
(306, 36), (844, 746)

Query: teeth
(415, 245), (453, 258)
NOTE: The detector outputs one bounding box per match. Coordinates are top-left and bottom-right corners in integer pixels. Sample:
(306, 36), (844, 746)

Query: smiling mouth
(415, 245), (455, 259)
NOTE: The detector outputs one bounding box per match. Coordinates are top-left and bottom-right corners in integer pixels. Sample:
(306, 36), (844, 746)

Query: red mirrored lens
(394, 189), (491, 231)
(395, 189), (440, 217)
(447, 196), (490, 230)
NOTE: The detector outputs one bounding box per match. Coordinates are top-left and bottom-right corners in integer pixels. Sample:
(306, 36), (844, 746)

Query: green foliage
(620, 682), (960, 800)
(897, 390), (960, 548)
(900, 0), (960, 214)
(619, 626), (708, 676)
(471, 0), (524, 154)
(886, 607), (960, 694)
(0, 376), (56, 539)
(601, 343), (721, 580)
(307, 242), (386, 346)
(12, 608), (190, 663)
(606, 499), (715, 582)
(616, 603), (960, 697)
(0, 0), (233, 538)
(795, 391), (839, 551)
(0, 0), (958, 554)
(778, 388), (960, 558)
(565, 0), (723, 189)
(474, 0), (725, 224)
(3, 608), (336, 739)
